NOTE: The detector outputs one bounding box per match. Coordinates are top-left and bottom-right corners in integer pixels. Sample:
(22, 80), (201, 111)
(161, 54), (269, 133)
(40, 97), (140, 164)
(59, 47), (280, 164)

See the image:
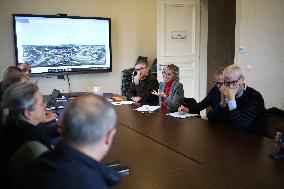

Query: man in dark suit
(178, 67), (224, 114)
(127, 60), (159, 105)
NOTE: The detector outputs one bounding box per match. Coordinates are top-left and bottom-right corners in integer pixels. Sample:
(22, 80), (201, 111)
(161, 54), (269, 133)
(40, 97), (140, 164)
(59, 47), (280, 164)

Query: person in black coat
(0, 82), (54, 188)
(127, 60), (159, 105)
(207, 65), (266, 133)
(15, 95), (121, 189)
(178, 67), (224, 114)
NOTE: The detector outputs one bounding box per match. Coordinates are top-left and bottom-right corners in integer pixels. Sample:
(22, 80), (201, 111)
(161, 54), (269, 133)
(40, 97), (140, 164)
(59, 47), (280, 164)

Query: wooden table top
(115, 104), (272, 163)
(118, 143), (284, 189)
(104, 124), (196, 188)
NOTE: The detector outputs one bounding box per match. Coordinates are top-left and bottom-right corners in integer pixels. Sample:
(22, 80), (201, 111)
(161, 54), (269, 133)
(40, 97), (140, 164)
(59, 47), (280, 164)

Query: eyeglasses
(213, 81), (224, 85)
(224, 76), (242, 87)
(162, 71), (173, 77)
(22, 68), (32, 73)
(135, 67), (146, 71)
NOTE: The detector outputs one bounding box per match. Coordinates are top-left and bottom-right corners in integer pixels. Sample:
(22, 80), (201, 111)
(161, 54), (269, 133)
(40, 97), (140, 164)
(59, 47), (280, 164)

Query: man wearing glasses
(208, 64), (266, 133)
(127, 60), (159, 105)
(18, 63), (32, 79)
(178, 67), (224, 114)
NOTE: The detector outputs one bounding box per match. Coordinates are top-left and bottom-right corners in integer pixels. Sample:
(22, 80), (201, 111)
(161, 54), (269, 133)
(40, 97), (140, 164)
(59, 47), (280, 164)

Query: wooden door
(157, 0), (201, 100)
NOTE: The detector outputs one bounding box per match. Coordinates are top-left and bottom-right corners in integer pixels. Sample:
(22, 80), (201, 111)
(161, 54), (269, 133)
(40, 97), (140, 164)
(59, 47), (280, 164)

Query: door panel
(158, 0), (200, 100)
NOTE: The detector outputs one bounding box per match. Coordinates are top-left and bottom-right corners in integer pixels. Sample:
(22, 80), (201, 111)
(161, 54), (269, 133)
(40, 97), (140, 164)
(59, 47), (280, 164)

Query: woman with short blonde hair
(152, 64), (184, 112)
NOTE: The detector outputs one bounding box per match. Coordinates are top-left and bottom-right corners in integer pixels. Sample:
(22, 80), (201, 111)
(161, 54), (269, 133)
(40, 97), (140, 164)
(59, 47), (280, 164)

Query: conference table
(52, 94), (283, 188)
(102, 103), (284, 189)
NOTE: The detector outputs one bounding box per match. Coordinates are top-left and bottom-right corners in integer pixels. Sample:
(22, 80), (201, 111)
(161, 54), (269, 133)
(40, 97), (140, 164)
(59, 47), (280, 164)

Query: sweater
(188, 86), (221, 114)
(208, 86), (266, 133)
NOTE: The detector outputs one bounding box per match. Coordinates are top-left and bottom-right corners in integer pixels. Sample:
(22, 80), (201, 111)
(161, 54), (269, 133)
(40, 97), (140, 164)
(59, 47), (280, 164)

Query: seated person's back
(15, 95), (121, 189)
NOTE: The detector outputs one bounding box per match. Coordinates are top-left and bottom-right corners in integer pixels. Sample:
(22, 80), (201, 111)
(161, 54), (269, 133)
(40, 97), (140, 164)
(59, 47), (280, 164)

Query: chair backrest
(264, 107), (284, 139)
(8, 141), (48, 179)
(150, 58), (157, 73)
(266, 107), (284, 118)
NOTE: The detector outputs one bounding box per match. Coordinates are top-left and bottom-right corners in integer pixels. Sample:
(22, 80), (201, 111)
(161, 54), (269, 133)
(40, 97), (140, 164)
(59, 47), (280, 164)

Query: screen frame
(13, 14), (112, 76)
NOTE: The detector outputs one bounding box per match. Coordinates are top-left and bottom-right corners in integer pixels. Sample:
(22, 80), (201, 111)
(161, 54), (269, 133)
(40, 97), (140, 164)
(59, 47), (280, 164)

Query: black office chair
(150, 58), (157, 78)
(150, 58), (157, 73)
(264, 107), (284, 139)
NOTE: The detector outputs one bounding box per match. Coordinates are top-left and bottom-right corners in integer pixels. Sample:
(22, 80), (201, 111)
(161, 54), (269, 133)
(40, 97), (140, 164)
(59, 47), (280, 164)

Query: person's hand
(131, 96), (141, 102)
(151, 90), (166, 98)
(219, 90), (226, 108)
(178, 105), (189, 115)
(220, 85), (238, 101)
(274, 132), (283, 144)
(44, 112), (57, 123)
(133, 71), (142, 85)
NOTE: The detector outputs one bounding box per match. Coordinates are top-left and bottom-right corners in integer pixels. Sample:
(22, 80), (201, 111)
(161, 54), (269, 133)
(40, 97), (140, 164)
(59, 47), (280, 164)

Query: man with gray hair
(0, 82), (54, 187)
(208, 64), (266, 133)
(127, 60), (159, 105)
(15, 95), (121, 189)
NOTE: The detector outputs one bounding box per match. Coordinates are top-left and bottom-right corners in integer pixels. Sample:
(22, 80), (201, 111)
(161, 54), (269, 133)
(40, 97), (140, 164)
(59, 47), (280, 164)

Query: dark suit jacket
(188, 86), (221, 114)
(0, 118), (53, 188)
(127, 73), (159, 105)
(15, 142), (121, 189)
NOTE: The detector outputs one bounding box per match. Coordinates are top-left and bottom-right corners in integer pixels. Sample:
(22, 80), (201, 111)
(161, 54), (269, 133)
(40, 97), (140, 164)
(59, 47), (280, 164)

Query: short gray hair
(62, 95), (117, 145)
(223, 64), (243, 79)
(1, 82), (39, 119)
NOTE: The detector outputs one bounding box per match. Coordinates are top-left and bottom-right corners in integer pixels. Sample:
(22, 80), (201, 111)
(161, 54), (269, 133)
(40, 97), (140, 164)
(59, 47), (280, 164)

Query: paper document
(135, 105), (161, 112)
(168, 112), (199, 119)
(111, 101), (135, 106)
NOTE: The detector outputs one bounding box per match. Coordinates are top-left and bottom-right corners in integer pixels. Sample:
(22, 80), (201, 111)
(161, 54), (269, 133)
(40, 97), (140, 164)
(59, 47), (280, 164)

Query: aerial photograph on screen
(23, 44), (106, 67)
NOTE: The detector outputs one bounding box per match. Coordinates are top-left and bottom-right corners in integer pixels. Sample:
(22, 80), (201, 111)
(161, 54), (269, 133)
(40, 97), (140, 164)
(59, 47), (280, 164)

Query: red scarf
(164, 80), (174, 97)
(162, 80), (174, 112)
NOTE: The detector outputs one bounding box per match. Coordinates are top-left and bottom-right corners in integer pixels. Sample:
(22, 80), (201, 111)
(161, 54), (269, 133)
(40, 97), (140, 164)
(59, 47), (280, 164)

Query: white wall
(235, 0), (284, 110)
(0, 0), (157, 95)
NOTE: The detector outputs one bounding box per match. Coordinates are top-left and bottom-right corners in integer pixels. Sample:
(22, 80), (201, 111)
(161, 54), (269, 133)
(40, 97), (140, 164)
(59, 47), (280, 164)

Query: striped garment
(208, 86), (266, 133)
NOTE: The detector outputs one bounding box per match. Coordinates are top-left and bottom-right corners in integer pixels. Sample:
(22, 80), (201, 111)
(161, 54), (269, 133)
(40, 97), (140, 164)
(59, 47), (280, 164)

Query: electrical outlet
(239, 46), (246, 54)
(246, 64), (252, 70)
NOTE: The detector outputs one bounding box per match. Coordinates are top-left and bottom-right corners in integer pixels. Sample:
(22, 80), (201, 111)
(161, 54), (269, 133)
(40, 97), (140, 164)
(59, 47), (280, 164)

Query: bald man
(15, 95), (120, 189)
(208, 65), (266, 133)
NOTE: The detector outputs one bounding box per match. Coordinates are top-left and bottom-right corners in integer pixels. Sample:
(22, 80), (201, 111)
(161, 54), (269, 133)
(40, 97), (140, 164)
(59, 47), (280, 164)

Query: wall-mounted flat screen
(13, 14), (112, 75)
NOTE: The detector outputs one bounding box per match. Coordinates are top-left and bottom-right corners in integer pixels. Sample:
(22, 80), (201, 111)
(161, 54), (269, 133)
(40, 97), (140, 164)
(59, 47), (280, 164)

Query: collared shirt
(227, 84), (247, 111)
